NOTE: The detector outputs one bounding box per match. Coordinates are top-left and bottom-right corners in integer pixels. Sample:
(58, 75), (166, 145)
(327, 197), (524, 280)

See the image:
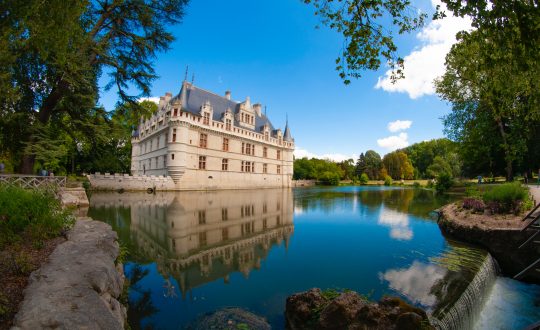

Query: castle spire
(284, 114), (293, 142)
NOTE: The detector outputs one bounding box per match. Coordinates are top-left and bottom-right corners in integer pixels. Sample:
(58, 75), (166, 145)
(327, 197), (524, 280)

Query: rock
(396, 312), (423, 330)
(285, 288), (327, 328)
(187, 307), (271, 330)
(285, 289), (433, 330)
(12, 219), (126, 330)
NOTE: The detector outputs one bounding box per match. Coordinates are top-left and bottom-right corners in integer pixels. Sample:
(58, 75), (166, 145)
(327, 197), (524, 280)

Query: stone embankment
(87, 172), (175, 191)
(292, 179), (316, 187)
(438, 202), (540, 283)
(285, 288), (433, 330)
(12, 219), (126, 330)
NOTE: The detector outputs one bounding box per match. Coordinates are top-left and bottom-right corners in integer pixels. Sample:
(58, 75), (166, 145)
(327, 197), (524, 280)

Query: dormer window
(225, 118), (232, 131)
(203, 112), (210, 125)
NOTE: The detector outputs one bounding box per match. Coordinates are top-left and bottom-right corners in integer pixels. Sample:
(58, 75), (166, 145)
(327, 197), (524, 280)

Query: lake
(88, 186), (540, 329)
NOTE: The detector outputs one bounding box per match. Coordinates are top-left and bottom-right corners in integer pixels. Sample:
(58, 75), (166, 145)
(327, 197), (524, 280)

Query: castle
(130, 81), (294, 190)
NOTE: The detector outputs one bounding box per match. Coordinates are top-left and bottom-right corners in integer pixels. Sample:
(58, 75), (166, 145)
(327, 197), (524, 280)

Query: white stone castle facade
(129, 81), (294, 190)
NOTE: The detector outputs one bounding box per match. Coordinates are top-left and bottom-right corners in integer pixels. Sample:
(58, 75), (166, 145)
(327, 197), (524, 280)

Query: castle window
(222, 138), (229, 151)
(264, 132), (269, 141)
(199, 232), (207, 248)
(263, 147), (267, 158)
(251, 144), (255, 155)
(277, 165), (281, 174)
(263, 218), (267, 230)
(263, 163), (267, 174)
(173, 108), (178, 116)
(222, 208), (228, 221)
(277, 150), (281, 160)
(242, 142), (245, 154)
(199, 156), (206, 169)
(222, 159), (228, 171)
(172, 129), (177, 142)
(225, 118), (232, 130)
(241, 161), (245, 172)
(171, 154), (175, 160)
(203, 112), (210, 125)
(199, 133), (207, 148)
(198, 211), (206, 224)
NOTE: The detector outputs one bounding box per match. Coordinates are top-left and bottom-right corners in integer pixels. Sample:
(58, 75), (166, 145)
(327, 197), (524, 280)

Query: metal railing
(0, 174), (67, 190)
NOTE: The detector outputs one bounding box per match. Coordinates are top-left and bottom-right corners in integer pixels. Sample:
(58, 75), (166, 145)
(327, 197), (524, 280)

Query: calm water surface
(88, 186), (540, 329)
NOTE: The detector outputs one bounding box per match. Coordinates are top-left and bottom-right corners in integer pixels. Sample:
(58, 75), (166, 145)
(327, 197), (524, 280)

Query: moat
(88, 186), (540, 329)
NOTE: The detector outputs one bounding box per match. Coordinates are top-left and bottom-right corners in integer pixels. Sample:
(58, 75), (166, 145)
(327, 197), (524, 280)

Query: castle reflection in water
(89, 189), (294, 297)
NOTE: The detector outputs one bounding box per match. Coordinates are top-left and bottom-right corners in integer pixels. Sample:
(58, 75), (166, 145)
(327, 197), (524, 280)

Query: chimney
(253, 103), (262, 117)
(158, 96), (166, 108)
(225, 90), (231, 100)
(164, 92), (172, 102)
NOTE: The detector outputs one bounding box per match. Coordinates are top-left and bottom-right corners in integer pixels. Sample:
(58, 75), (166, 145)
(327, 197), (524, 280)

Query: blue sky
(98, 0), (471, 160)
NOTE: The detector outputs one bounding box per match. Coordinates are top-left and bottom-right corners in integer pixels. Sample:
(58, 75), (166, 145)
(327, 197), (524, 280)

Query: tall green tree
(364, 150), (382, 180)
(435, 0), (540, 180)
(382, 151), (414, 180)
(0, 0), (189, 173)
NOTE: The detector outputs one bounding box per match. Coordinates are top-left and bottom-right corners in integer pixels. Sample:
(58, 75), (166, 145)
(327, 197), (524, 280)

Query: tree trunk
(20, 154), (36, 174)
(496, 118), (513, 181)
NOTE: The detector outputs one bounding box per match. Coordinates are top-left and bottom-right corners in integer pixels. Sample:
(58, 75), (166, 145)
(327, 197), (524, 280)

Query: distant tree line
(294, 138), (464, 184)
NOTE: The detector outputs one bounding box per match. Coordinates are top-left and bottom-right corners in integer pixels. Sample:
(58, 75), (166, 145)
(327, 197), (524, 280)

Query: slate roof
(175, 82), (276, 134)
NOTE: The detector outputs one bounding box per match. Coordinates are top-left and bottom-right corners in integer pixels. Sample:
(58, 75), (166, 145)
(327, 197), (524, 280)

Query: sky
(98, 0), (471, 161)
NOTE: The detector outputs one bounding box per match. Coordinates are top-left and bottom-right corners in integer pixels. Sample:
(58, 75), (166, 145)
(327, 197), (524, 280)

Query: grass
(0, 184), (74, 249)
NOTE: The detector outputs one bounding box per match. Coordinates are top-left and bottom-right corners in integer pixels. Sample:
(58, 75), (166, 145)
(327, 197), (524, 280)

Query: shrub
(384, 175), (393, 186)
(359, 173), (369, 185)
(465, 186), (481, 198)
(0, 185), (74, 248)
(412, 182), (421, 188)
(319, 171), (340, 186)
(482, 182), (529, 214)
(462, 198), (485, 213)
(435, 173), (454, 194)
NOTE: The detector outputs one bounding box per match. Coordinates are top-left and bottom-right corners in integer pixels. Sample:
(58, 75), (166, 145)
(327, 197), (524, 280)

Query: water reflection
(90, 189), (294, 298)
(378, 208), (413, 240)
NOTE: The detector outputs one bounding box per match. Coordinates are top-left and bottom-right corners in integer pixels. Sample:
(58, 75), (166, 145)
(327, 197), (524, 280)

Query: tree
(338, 158), (356, 180)
(426, 156), (452, 179)
(364, 150), (382, 180)
(382, 151), (414, 180)
(0, 0), (189, 173)
(435, 0), (540, 181)
(355, 153), (366, 177)
(304, 0), (426, 84)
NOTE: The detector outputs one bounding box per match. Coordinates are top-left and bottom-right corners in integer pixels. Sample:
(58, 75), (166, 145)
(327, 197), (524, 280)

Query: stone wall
(12, 219), (126, 330)
(87, 172), (175, 191)
(292, 180), (316, 187)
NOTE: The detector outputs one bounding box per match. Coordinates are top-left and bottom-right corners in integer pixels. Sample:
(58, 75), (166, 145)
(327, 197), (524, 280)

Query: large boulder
(285, 289), (433, 330)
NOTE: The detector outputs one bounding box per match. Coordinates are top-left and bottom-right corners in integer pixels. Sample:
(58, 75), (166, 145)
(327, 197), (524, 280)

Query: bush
(462, 198), (485, 213)
(319, 171), (341, 186)
(412, 182), (421, 188)
(482, 182), (529, 214)
(435, 173), (454, 194)
(359, 173), (369, 185)
(0, 185), (74, 248)
(384, 175), (393, 186)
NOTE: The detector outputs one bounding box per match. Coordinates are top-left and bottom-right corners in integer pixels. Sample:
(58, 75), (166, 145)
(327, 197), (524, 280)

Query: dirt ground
(441, 202), (526, 230)
(0, 236), (65, 330)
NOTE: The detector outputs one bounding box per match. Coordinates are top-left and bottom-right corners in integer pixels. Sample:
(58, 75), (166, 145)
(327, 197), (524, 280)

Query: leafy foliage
(304, 0), (426, 84)
(482, 182), (530, 214)
(0, 185), (74, 248)
(384, 175), (393, 186)
(0, 0), (189, 173)
(435, 173), (453, 194)
(382, 151), (414, 180)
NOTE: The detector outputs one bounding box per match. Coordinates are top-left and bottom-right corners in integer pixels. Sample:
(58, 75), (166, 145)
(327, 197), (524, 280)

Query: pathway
(527, 184), (540, 204)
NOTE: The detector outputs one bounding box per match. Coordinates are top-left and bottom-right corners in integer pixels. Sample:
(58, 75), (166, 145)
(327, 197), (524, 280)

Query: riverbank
(438, 197), (539, 283)
(11, 218), (126, 329)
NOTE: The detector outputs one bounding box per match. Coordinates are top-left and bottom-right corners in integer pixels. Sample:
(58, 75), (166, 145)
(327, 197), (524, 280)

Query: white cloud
(380, 261), (446, 307)
(294, 147), (356, 162)
(377, 132), (409, 151)
(378, 208), (413, 241)
(138, 96), (160, 104)
(375, 0), (473, 99)
(388, 120), (412, 132)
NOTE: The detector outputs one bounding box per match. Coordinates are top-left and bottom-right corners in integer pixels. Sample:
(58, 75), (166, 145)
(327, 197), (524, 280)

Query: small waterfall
(430, 253), (499, 330)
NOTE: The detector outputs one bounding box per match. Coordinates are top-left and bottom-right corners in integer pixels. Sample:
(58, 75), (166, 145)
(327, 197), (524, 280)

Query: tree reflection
(126, 264), (159, 330)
